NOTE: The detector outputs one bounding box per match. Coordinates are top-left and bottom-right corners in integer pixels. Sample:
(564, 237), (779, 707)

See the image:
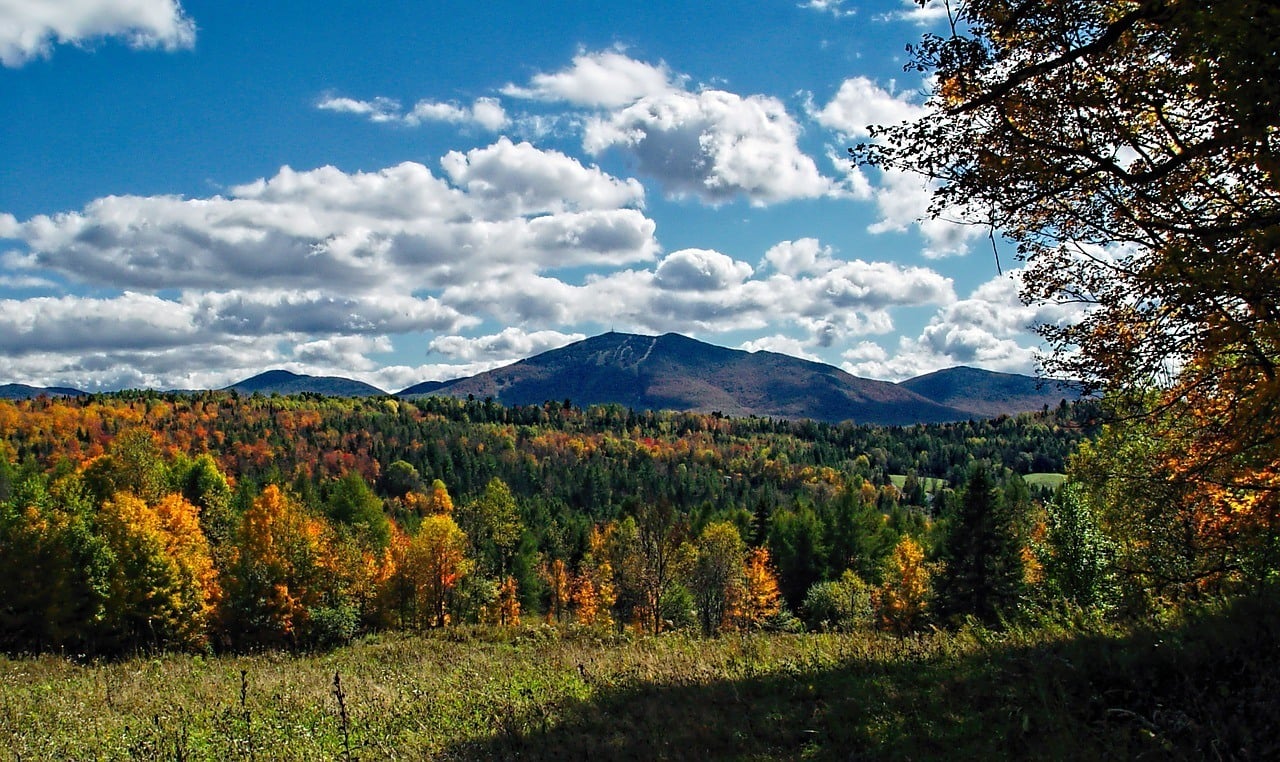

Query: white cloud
(428, 327), (585, 362)
(762, 238), (836, 276)
(439, 240), (952, 343)
(316, 95), (404, 123)
(440, 137), (644, 216)
(741, 335), (823, 362)
(800, 1), (855, 18)
(318, 94), (508, 130)
(812, 77), (926, 140)
(584, 88), (833, 205)
(0, 0), (194, 67)
(291, 335), (390, 371)
(881, 0), (951, 25)
(502, 50), (677, 108)
(841, 269), (1085, 380)
(6, 148), (658, 293)
(654, 249), (753, 291)
(0, 292), (195, 354)
(815, 77), (984, 256)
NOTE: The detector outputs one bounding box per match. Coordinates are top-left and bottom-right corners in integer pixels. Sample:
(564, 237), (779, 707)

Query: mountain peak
(224, 370), (385, 397)
(399, 332), (976, 424)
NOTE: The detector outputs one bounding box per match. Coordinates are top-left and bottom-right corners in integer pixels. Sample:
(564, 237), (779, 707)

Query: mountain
(0, 383), (85, 400)
(223, 370), (386, 397)
(898, 366), (1078, 419)
(400, 332), (974, 425)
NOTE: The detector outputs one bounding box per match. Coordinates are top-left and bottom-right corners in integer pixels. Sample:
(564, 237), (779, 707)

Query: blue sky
(0, 0), (1071, 392)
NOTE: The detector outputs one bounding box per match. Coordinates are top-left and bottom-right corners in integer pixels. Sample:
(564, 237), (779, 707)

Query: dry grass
(2, 597), (1276, 760)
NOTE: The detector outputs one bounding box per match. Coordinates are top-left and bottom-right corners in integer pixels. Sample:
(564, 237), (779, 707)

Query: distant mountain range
(0, 383), (85, 400)
(1, 333), (1077, 423)
(401, 332), (1075, 425)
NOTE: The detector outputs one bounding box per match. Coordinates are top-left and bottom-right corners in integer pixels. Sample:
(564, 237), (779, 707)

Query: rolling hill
(897, 366), (1078, 418)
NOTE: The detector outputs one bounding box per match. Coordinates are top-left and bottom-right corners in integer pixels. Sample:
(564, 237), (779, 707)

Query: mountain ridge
(222, 369), (386, 397)
(398, 332), (1068, 425)
(0, 383), (86, 400)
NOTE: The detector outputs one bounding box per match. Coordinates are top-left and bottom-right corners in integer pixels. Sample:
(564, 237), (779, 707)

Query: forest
(0, 390), (1096, 653)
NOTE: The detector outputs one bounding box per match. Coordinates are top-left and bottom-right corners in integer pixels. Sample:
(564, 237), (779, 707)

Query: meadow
(3, 590), (1275, 761)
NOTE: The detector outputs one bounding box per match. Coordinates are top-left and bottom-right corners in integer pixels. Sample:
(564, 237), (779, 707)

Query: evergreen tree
(935, 465), (1025, 625)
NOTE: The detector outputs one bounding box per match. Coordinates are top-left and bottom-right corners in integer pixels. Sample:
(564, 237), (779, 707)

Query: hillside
(401, 332), (971, 425)
(224, 370), (386, 397)
(898, 366), (1079, 419)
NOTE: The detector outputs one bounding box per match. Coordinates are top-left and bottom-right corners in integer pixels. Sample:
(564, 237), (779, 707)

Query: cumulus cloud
(440, 239), (952, 344)
(0, 289), (473, 358)
(5, 147), (657, 293)
(0, 0), (194, 67)
(502, 50), (677, 108)
(815, 77), (984, 256)
(654, 249), (753, 291)
(761, 238), (836, 277)
(428, 327), (585, 362)
(318, 94), (509, 130)
(841, 269), (1085, 380)
(440, 137), (644, 216)
(812, 76), (926, 140)
(498, 51), (838, 205)
(584, 88), (833, 205)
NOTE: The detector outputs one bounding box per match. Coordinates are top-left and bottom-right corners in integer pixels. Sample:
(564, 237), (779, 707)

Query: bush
(802, 571), (874, 632)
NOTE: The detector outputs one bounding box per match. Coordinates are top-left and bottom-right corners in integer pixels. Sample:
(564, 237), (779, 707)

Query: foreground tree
(861, 0), (1280, 589)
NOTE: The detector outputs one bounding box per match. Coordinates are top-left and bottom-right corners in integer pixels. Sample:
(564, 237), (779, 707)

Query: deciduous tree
(861, 0), (1280, 566)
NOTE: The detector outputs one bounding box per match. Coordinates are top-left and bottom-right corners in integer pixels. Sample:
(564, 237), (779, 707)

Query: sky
(0, 0), (1077, 393)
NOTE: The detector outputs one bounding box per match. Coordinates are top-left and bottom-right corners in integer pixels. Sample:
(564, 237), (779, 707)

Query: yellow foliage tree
(397, 514), (471, 628)
(738, 547), (782, 629)
(541, 557), (571, 623)
(225, 484), (330, 646)
(99, 492), (217, 650)
(878, 536), (931, 636)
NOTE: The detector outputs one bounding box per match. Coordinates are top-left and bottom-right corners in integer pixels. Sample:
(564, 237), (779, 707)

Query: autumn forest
(0, 390), (1094, 654)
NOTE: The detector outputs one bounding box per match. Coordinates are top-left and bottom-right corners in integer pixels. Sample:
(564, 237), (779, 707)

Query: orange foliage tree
(223, 485), (331, 647)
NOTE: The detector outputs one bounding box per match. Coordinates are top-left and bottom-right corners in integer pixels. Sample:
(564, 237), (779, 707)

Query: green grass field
(3, 594), (1276, 761)
(1024, 472), (1068, 489)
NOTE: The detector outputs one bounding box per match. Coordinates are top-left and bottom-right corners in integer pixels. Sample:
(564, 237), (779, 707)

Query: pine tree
(935, 465), (1025, 625)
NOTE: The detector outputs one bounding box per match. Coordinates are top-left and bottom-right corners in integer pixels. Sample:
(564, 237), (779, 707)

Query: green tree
(0, 472), (112, 654)
(687, 521), (745, 636)
(1040, 483), (1114, 610)
(325, 471), (391, 550)
(935, 465), (1025, 625)
(768, 505), (827, 606)
(459, 478), (522, 575)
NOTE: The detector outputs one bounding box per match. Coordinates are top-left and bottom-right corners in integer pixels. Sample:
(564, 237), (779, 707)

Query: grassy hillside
(4, 591), (1276, 760)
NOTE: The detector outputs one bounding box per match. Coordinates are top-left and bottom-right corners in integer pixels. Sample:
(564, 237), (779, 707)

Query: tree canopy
(860, 0), (1280, 579)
